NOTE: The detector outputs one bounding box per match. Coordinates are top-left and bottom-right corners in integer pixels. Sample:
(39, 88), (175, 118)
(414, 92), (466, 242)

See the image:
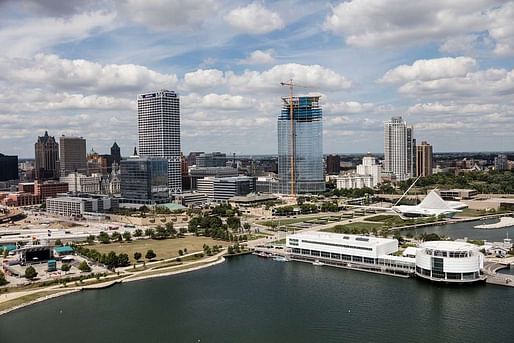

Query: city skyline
(1, 1), (514, 157)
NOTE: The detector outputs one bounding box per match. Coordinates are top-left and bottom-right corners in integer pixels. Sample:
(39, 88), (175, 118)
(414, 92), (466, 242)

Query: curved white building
(415, 241), (484, 283)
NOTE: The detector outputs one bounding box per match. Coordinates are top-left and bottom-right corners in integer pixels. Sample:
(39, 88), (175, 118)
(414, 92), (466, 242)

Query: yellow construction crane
(280, 79), (312, 196)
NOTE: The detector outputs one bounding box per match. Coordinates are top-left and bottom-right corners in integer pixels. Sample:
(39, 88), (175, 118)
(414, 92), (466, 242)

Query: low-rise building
(439, 189), (478, 200)
(336, 174), (373, 189)
(415, 241), (484, 283)
(46, 195), (119, 217)
(197, 176), (257, 202)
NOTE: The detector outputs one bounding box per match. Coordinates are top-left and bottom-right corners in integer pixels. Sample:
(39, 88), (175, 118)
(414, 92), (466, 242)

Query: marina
(475, 216), (514, 229)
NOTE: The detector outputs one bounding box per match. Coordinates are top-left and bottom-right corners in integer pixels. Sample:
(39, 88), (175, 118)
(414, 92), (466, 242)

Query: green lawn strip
(0, 290), (62, 312)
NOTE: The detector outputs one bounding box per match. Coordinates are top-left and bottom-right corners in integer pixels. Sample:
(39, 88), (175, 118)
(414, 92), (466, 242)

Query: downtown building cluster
(1, 86), (513, 213)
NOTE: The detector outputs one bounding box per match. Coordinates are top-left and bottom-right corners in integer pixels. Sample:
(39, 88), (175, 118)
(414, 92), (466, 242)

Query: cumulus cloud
(182, 93), (255, 110)
(0, 11), (116, 57)
(182, 69), (226, 90)
(0, 54), (178, 93)
(488, 2), (514, 55)
(226, 63), (352, 92)
(121, 0), (218, 30)
(323, 0), (514, 56)
(378, 57), (477, 84)
(239, 49), (275, 65)
(224, 2), (284, 34)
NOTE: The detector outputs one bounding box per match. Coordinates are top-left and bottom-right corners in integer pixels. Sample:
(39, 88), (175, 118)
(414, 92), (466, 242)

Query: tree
(145, 228), (155, 238)
(61, 263), (71, 272)
(0, 270), (8, 286)
(24, 266), (38, 280)
(122, 231), (132, 242)
(178, 249), (184, 256)
(78, 261), (92, 272)
(134, 229), (143, 237)
(243, 223), (251, 232)
(145, 249), (156, 260)
(54, 239), (63, 246)
(134, 252), (142, 261)
(227, 216), (241, 231)
(86, 235), (95, 244)
(111, 232), (122, 242)
(227, 246), (235, 255)
(98, 231), (110, 244)
(118, 253), (130, 267)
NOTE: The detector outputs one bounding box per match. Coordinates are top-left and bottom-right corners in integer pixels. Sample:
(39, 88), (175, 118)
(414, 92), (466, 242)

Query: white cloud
(323, 0), (501, 49)
(121, 0), (218, 30)
(0, 11), (116, 57)
(226, 63), (352, 92)
(0, 54), (178, 93)
(324, 101), (375, 115)
(182, 93), (255, 110)
(224, 2), (284, 34)
(182, 69), (226, 90)
(396, 67), (514, 98)
(239, 49), (275, 65)
(378, 57), (477, 84)
(488, 2), (514, 55)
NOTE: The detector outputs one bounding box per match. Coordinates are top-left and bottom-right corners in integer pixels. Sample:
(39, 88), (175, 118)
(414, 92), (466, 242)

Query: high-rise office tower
(494, 154), (508, 171)
(110, 141), (121, 165)
(326, 154), (341, 175)
(384, 116), (415, 181)
(0, 153), (18, 181)
(416, 141), (433, 177)
(35, 131), (59, 180)
(59, 136), (87, 177)
(278, 96), (325, 194)
(407, 126), (416, 178)
(137, 89), (181, 194)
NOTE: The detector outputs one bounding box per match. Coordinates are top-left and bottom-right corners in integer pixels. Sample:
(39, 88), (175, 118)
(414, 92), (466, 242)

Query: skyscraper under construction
(278, 96), (325, 195)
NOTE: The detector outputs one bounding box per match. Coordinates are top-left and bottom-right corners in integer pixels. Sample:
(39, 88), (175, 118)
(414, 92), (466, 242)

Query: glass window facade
(278, 96), (325, 194)
(120, 157), (169, 204)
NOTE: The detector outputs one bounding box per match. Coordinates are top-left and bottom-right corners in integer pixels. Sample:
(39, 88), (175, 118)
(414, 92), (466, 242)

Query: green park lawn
(88, 236), (228, 263)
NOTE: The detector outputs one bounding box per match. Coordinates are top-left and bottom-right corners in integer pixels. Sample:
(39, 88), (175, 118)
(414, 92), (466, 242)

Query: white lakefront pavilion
(285, 232), (485, 283)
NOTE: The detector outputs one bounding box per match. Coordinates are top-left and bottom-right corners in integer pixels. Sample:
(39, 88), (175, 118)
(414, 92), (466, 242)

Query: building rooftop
(420, 241), (479, 251)
(288, 232), (397, 246)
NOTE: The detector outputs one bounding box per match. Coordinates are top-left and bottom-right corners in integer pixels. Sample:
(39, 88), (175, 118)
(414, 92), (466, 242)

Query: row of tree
(75, 246), (130, 270)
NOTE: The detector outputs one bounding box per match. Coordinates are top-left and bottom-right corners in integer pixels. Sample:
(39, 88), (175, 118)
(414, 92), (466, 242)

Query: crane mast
(280, 79), (296, 196)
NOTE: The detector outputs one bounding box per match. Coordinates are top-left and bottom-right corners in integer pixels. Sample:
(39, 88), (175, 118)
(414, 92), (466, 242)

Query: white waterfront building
(286, 232), (406, 266)
(138, 89), (182, 194)
(415, 241), (484, 283)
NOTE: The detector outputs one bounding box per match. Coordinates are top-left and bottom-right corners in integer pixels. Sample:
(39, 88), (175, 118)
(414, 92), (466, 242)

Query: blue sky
(0, 0), (513, 158)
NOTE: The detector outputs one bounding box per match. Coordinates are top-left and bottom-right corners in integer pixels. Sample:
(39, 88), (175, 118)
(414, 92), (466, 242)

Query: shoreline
(0, 254), (227, 317)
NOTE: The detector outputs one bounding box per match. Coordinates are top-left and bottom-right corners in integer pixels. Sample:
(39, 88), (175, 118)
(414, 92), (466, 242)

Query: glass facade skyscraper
(278, 96), (325, 194)
(138, 89), (181, 195)
(120, 157), (169, 204)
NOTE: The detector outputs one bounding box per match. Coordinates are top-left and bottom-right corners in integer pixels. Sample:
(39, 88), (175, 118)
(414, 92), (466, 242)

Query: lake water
(1, 254), (513, 343)
(400, 217), (514, 242)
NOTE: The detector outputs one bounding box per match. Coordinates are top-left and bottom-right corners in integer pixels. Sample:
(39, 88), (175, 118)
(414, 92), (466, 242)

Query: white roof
(288, 232), (396, 247)
(420, 240), (479, 251)
(392, 190), (464, 216)
(402, 246), (419, 256)
(419, 191), (452, 210)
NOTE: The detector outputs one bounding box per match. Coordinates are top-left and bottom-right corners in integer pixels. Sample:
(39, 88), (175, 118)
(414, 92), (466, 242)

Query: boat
(273, 256), (289, 262)
(253, 252), (272, 258)
(312, 260), (324, 266)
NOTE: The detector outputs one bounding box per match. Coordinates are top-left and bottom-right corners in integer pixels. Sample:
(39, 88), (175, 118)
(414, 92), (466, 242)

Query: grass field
(0, 290), (61, 312)
(88, 236), (228, 263)
(365, 215), (398, 222)
(321, 221), (383, 234)
(258, 216), (325, 227)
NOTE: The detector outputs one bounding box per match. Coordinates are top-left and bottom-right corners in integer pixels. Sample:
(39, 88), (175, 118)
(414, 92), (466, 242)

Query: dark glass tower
(278, 96), (325, 194)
